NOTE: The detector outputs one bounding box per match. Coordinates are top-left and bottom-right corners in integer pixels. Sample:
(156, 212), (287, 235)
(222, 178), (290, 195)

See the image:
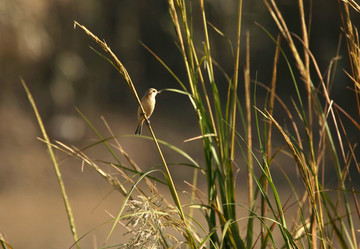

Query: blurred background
(0, 0), (359, 248)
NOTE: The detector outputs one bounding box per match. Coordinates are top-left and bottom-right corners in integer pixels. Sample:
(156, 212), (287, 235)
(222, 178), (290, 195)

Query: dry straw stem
(54, 140), (131, 198)
(298, 0), (314, 173)
(261, 33), (281, 242)
(341, 1), (360, 119)
(297, 0), (318, 246)
(264, 0), (336, 111)
(266, 34), (281, 161)
(244, 31), (253, 206)
(37, 135), (133, 199)
(342, 0), (360, 12)
(21, 79), (80, 249)
(73, 21), (192, 243)
(263, 0), (307, 80)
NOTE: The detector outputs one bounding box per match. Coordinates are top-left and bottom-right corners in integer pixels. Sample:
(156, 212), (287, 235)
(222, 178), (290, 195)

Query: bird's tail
(135, 122), (143, 135)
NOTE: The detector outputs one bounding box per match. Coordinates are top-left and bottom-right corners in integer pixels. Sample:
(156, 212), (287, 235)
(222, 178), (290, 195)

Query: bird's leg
(141, 113), (151, 126)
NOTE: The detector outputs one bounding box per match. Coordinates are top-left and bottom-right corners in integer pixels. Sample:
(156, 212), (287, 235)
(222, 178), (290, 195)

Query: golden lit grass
(17, 0), (360, 248)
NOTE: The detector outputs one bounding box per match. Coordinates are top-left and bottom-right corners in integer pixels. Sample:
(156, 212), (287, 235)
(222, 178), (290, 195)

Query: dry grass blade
(21, 78), (80, 248)
(244, 31), (253, 207)
(183, 134), (216, 143)
(265, 33), (282, 165)
(333, 94), (360, 131)
(0, 232), (12, 249)
(261, 33), (281, 244)
(344, 70), (360, 92)
(55, 140), (131, 199)
(257, 82), (304, 158)
(264, 0), (305, 72)
(262, 109), (312, 201)
(342, 0), (360, 12)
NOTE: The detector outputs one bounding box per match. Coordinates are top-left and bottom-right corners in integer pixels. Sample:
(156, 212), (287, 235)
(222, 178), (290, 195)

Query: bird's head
(146, 88), (158, 98)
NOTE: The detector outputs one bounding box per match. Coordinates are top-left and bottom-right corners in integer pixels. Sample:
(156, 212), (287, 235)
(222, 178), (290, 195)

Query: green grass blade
(140, 41), (187, 91)
(76, 108), (122, 166)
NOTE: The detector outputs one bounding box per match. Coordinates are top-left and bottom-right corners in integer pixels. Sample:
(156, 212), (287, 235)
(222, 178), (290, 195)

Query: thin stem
(21, 78), (80, 249)
(244, 31), (253, 207)
(74, 21), (195, 247)
(230, 0), (243, 162)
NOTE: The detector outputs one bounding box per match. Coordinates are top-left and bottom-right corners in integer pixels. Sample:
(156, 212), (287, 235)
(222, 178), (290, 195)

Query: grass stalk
(341, 1), (360, 119)
(21, 78), (80, 249)
(244, 31), (253, 209)
(297, 1), (321, 247)
(73, 21), (196, 247)
(230, 0), (243, 164)
(226, 0), (244, 246)
(261, 33), (281, 246)
(244, 31), (256, 249)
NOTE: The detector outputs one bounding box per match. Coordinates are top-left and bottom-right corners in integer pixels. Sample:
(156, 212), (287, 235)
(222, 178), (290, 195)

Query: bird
(135, 88), (159, 135)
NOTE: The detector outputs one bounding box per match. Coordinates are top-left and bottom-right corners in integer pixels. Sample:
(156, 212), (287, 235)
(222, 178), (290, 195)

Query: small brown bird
(135, 88), (159, 135)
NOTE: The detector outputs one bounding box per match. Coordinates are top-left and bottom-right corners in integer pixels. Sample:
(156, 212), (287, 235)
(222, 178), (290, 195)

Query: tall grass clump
(22, 0), (360, 248)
